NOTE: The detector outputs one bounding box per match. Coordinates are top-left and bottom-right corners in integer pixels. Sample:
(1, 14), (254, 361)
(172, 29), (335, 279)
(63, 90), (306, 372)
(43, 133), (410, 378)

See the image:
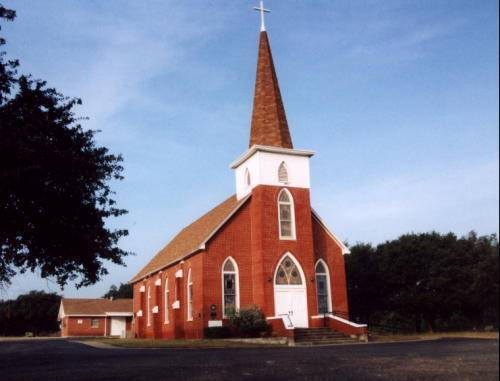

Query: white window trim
(187, 268), (193, 321)
(222, 256), (240, 318)
(147, 286), (151, 327)
(315, 259), (333, 314)
(164, 277), (169, 324)
(277, 188), (296, 240)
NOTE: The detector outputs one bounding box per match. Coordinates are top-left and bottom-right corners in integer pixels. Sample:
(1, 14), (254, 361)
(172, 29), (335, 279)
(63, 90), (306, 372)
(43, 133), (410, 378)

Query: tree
(0, 290), (61, 336)
(345, 243), (381, 323)
(346, 231), (499, 332)
(0, 5), (130, 288)
(102, 283), (133, 299)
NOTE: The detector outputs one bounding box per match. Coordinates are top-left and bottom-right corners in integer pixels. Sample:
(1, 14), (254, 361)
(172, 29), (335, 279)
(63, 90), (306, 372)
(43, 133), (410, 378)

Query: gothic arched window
(187, 269), (193, 321)
(164, 277), (169, 324)
(147, 285), (151, 327)
(222, 257), (239, 317)
(278, 189), (296, 239)
(275, 255), (303, 285)
(278, 162), (288, 183)
(315, 260), (332, 314)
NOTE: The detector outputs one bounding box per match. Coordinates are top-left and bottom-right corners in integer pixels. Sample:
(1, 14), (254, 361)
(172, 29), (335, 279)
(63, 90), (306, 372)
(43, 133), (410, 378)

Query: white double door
(274, 286), (308, 328)
(110, 317), (126, 337)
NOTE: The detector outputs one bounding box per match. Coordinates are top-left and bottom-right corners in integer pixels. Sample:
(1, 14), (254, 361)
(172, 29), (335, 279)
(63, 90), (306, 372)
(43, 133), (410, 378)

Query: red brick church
(130, 8), (367, 341)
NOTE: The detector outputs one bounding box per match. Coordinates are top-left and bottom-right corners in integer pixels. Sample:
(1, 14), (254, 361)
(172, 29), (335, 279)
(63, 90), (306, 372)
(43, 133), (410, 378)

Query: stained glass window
(164, 278), (169, 324)
(278, 189), (295, 239)
(223, 260), (235, 272)
(275, 255), (303, 285)
(315, 261), (330, 314)
(187, 269), (193, 320)
(222, 258), (239, 316)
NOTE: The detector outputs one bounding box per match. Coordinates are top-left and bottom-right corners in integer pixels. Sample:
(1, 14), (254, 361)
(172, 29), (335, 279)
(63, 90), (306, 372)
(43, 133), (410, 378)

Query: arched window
(275, 255), (303, 285)
(187, 269), (193, 321)
(278, 189), (296, 239)
(222, 257), (239, 317)
(315, 260), (332, 314)
(147, 286), (151, 326)
(278, 162), (288, 183)
(245, 168), (251, 187)
(164, 277), (169, 324)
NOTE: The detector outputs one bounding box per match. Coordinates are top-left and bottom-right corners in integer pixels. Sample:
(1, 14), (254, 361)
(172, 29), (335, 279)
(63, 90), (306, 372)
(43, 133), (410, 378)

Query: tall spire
(249, 30), (293, 149)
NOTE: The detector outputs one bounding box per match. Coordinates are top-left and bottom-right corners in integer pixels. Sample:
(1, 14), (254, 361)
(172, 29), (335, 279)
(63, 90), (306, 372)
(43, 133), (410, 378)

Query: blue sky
(1, 0), (498, 299)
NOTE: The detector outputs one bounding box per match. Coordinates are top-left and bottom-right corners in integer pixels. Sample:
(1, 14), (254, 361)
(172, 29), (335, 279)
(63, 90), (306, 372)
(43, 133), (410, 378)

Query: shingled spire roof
(249, 31), (293, 149)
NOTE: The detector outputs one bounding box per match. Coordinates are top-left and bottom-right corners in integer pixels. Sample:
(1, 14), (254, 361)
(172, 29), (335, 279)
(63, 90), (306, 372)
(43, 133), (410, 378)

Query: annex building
(130, 10), (366, 341)
(58, 298), (133, 337)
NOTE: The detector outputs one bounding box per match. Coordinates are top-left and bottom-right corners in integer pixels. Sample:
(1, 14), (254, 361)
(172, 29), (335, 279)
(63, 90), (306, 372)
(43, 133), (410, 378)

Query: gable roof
(311, 209), (350, 255)
(249, 31), (293, 149)
(130, 194), (250, 283)
(61, 298), (133, 316)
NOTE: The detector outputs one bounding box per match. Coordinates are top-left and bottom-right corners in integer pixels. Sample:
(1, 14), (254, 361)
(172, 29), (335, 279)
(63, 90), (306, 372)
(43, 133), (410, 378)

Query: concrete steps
(293, 328), (359, 346)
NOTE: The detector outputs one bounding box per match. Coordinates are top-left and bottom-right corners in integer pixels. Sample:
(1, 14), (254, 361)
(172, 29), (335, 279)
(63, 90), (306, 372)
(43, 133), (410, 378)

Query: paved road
(0, 338), (498, 380)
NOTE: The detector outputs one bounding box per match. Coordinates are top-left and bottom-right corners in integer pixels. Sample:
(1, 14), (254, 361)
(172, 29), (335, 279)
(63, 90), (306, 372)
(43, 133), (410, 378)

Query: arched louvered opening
(278, 162), (288, 183)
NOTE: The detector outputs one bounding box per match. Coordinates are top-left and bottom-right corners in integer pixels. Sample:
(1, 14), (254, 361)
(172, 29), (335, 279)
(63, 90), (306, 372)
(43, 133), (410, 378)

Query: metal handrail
(278, 313), (294, 329)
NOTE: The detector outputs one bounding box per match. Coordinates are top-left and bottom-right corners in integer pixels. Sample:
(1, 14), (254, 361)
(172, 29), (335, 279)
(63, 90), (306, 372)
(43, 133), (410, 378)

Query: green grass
(94, 338), (286, 349)
(369, 331), (499, 342)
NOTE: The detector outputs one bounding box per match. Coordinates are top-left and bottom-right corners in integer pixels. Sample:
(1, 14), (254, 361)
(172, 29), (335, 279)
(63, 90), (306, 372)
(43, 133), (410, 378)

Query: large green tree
(346, 231), (499, 332)
(0, 291), (61, 336)
(0, 5), (129, 288)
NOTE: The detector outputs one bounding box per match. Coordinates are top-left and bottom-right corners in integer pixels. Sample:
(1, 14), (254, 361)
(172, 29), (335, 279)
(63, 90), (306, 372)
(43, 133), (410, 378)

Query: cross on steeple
(253, 0), (270, 32)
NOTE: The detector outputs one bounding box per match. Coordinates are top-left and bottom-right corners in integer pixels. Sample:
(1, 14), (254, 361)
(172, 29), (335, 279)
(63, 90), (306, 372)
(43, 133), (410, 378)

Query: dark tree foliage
(0, 5), (129, 288)
(0, 290), (61, 336)
(102, 282), (133, 299)
(345, 231), (499, 332)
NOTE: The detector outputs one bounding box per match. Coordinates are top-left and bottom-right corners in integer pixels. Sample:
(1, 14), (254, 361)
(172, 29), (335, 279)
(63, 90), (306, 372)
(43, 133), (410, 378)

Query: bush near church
(227, 306), (269, 338)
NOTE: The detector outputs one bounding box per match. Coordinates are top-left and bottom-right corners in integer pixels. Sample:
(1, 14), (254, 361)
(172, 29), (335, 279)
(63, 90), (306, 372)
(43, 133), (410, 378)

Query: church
(130, 5), (367, 342)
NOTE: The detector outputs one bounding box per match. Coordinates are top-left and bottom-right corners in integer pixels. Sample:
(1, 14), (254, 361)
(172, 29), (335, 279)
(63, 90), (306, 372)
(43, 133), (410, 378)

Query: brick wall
(311, 216), (350, 317)
(62, 316), (105, 337)
(131, 184), (350, 338)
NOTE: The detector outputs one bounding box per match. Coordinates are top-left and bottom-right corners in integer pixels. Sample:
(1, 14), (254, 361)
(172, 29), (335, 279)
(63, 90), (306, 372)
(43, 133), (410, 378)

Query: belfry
(130, 2), (367, 342)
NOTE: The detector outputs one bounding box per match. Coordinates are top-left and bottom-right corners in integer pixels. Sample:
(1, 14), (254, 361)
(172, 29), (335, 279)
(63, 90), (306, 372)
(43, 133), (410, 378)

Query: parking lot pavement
(0, 337), (498, 380)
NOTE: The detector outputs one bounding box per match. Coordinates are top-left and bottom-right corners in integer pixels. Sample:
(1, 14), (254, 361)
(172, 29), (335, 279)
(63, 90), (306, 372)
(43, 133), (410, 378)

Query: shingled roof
(61, 298), (133, 315)
(130, 194), (250, 283)
(249, 31), (293, 149)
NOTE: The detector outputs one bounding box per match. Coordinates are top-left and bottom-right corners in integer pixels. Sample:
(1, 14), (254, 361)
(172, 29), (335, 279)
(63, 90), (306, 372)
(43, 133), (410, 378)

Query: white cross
(253, 0), (270, 32)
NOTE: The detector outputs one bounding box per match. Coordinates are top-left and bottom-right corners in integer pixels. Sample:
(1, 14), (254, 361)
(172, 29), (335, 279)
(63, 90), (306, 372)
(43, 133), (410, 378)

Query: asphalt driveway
(0, 338), (498, 380)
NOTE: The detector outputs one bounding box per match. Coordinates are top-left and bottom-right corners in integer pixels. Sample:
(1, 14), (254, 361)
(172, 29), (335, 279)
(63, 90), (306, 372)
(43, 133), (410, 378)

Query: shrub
(228, 306), (268, 338)
(203, 326), (231, 339)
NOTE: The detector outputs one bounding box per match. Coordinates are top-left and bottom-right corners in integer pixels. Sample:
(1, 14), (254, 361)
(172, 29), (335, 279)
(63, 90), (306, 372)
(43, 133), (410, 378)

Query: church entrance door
(274, 253), (308, 328)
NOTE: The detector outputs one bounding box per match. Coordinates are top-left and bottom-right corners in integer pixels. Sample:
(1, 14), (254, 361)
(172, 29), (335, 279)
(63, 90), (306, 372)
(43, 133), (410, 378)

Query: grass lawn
(369, 331), (499, 342)
(94, 338), (287, 349)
